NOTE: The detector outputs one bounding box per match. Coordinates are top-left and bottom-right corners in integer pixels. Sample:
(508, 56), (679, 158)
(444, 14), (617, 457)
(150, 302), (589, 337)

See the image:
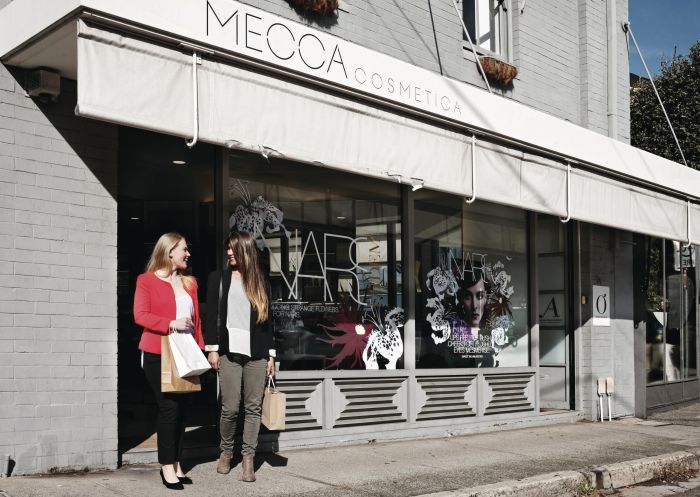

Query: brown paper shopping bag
(161, 335), (201, 393)
(261, 377), (286, 430)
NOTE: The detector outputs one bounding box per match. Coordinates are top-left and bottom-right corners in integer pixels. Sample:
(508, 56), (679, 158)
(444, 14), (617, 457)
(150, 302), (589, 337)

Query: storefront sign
(539, 293), (565, 327)
(592, 285), (610, 326)
(204, 0), (464, 119)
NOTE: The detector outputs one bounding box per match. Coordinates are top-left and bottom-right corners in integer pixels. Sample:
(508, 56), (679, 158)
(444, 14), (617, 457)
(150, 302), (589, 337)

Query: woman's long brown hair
(227, 231), (268, 322)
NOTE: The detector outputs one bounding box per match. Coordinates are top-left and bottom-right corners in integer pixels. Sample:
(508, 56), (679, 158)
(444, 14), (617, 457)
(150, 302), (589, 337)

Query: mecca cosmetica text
(205, 1), (463, 115)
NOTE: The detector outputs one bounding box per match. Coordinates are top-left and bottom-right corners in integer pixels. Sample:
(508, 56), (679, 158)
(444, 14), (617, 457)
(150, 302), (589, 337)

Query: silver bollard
(606, 377), (615, 422)
(597, 378), (606, 422)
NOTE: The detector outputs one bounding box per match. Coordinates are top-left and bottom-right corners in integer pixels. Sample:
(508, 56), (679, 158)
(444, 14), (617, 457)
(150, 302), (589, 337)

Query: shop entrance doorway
(537, 215), (573, 410)
(116, 127), (219, 459)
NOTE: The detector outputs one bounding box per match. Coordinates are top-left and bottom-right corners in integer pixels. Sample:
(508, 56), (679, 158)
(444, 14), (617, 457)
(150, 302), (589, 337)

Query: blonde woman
(205, 231), (275, 482)
(133, 232), (204, 490)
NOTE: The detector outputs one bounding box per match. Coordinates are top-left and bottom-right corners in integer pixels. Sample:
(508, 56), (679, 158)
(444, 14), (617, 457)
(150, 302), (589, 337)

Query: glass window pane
(415, 194), (528, 368)
(639, 237), (665, 384)
(683, 244), (697, 378)
(464, 0), (501, 54)
(665, 241), (682, 381)
(540, 329), (566, 364)
(537, 215), (567, 365)
(228, 153), (402, 370)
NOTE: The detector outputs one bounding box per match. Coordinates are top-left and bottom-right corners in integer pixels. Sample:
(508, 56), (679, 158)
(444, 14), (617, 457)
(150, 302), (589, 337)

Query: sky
(627, 0), (700, 76)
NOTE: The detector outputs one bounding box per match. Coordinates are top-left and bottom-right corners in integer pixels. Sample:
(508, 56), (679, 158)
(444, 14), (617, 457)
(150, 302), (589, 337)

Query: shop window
(537, 215), (567, 365)
(463, 0), (508, 56)
(228, 154), (402, 371)
(638, 237), (697, 384)
(415, 193), (529, 368)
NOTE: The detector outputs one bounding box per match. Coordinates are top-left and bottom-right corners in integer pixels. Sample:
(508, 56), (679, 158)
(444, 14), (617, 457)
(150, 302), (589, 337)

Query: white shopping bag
(168, 332), (211, 378)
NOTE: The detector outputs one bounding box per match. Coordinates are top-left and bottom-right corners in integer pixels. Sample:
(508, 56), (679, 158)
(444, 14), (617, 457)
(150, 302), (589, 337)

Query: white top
(227, 277), (251, 357)
(175, 293), (194, 333)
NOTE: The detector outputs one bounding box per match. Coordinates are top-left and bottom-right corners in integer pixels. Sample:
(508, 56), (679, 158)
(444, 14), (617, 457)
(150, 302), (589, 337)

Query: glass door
(537, 215), (570, 409)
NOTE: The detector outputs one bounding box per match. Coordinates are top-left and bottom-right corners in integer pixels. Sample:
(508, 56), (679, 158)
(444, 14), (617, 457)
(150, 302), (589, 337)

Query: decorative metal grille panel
(333, 377), (406, 427)
(275, 379), (323, 431)
(484, 373), (534, 415)
(416, 375), (476, 421)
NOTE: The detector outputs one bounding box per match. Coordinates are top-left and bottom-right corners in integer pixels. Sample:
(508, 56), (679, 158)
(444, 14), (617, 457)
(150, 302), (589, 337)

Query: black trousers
(142, 351), (190, 465)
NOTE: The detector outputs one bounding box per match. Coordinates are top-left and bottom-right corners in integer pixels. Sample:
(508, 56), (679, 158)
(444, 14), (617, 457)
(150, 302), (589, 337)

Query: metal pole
(450, 0), (493, 93)
(624, 22), (688, 168)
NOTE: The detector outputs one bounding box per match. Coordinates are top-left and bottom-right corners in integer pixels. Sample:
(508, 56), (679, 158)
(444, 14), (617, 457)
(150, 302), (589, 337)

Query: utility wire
(625, 22), (688, 168)
(450, 0), (493, 93)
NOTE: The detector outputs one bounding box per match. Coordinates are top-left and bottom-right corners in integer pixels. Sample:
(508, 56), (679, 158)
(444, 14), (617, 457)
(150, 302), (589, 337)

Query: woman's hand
(266, 357), (275, 377)
(208, 352), (220, 370)
(170, 317), (193, 332)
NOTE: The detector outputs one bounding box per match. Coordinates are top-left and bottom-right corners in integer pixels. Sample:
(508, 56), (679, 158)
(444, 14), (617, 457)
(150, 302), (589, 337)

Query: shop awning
(1, 1), (699, 243)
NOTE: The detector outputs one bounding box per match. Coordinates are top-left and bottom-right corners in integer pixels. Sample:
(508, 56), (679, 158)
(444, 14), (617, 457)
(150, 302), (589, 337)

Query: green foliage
(574, 480), (600, 497)
(630, 40), (700, 170)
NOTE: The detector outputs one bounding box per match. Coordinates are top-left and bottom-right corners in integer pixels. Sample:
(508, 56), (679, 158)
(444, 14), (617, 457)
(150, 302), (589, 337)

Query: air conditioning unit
(26, 68), (61, 102)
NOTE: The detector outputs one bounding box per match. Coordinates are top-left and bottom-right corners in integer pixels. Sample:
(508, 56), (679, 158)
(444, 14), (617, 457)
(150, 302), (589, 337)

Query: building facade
(0, 0), (698, 475)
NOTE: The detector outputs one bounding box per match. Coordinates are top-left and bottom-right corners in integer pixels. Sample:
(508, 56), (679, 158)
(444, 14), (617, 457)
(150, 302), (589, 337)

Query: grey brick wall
(0, 65), (119, 475)
(576, 224), (635, 420)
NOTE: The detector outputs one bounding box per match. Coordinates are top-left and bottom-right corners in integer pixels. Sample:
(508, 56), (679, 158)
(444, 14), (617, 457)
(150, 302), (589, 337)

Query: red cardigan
(133, 272), (204, 354)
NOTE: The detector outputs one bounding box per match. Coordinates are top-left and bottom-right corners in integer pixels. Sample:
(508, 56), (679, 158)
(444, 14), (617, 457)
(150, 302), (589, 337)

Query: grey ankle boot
(216, 450), (232, 475)
(241, 454), (255, 482)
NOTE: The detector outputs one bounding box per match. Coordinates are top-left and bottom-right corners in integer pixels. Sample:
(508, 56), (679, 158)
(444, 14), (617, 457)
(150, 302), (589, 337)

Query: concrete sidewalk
(3, 405), (700, 497)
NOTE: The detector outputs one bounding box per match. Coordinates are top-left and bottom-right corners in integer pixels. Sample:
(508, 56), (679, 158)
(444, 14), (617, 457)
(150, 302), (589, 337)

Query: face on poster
(424, 248), (516, 367)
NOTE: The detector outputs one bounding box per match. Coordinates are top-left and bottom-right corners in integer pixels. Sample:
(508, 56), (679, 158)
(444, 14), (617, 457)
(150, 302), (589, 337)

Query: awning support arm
(684, 200), (693, 249)
(186, 51), (200, 148)
(560, 163), (571, 223)
(624, 22), (688, 168)
(465, 135), (477, 204)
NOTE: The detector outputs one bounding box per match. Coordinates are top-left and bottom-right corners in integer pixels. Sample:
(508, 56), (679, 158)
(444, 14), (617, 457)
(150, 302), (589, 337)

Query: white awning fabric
(77, 21), (471, 197)
(76, 21), (697, 241)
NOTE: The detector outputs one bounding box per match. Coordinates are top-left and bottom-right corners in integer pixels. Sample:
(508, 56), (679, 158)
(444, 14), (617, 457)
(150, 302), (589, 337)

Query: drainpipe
(607, 0), (618, 139)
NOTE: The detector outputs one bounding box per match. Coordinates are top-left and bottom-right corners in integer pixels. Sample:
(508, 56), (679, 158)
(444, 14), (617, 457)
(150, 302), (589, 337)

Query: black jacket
(204, 267), (275, 359)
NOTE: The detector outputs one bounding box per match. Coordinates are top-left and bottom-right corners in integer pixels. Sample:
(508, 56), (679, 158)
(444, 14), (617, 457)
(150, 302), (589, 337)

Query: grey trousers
(219, 353), (267, 455)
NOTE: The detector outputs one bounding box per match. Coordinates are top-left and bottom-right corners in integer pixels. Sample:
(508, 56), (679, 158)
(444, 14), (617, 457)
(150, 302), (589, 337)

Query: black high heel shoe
(178, 476), (193, 485)
(160, 469), (184, 490)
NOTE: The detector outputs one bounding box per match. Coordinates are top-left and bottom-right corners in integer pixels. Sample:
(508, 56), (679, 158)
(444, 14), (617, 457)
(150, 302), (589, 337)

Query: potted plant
(290, 0), (338, 16)
(479, 56), (518, 87)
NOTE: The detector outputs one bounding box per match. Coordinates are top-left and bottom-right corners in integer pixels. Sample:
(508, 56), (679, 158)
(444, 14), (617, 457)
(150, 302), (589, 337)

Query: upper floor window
(463, 0), (507, 56)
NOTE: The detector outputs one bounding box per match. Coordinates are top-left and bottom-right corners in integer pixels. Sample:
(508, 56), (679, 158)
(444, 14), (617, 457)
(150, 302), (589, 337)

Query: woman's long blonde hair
(146, 232), (194, 290)
(228, 231), (268, 322)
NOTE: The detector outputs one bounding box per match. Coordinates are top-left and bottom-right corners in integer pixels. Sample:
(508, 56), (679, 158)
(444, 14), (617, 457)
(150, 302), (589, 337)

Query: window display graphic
(425, 252), (515, 367)
(319, 304), (404, 369)
(229, 180), (291, 241)
(229, 180), (403, 370)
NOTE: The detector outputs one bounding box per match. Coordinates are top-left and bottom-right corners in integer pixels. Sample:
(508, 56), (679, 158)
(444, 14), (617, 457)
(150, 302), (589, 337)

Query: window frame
(462, 0), (512, 62)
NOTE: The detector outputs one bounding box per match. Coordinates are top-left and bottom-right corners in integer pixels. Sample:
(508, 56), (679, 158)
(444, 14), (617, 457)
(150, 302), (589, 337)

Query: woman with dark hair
(455, 265), (497, 367)
(457, 269), (489, 332)
(133, 232), (203, 490)
(205, 231), (276, 482)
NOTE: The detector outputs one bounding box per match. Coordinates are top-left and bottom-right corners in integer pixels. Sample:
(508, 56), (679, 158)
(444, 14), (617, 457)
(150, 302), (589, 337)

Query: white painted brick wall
(0, 65), (119, 475)
(577, 225), (635, 420)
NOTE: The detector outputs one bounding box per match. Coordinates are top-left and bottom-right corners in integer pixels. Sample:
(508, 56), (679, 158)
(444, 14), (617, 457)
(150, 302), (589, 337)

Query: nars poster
(420, 248), (528, 368)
